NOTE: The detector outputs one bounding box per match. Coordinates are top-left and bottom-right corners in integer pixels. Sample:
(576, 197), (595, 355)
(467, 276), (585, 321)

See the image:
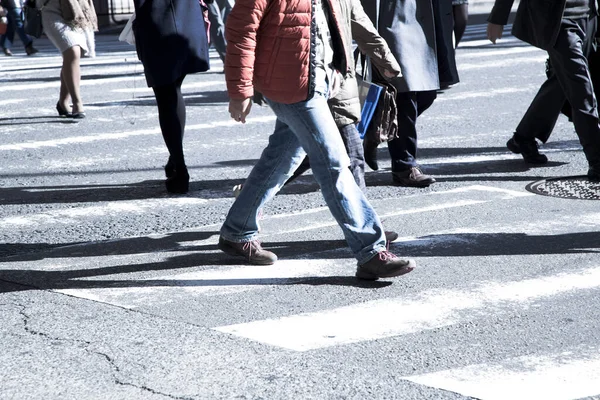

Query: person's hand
(229, 98), (252, 123)
(487, 23), (504, 44)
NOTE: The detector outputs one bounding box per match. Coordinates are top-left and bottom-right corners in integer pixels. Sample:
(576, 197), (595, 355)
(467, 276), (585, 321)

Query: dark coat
(132, 0), (210, 88)
(488, 0), (598, 50)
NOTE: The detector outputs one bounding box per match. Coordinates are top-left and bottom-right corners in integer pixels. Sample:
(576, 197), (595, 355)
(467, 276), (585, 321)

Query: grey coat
(329, 0), (402, 127)
(362, 0), (440, 92)
(488, 0), (599, 50)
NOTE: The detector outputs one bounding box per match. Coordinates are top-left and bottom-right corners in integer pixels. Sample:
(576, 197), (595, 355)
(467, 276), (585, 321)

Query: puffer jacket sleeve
(224, 0), (268, 100)
(349, 0), (401, 77)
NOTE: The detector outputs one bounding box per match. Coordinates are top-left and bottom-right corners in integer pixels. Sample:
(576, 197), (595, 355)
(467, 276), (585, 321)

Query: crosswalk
(2, 25), (600, 399)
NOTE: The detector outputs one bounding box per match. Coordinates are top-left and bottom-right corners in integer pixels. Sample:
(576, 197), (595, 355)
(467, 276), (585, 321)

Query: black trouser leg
(388, 90), (436, 172)
(152, 75), (187, 169)
(515, 74), (565, 143)
(516, 16), (598, 143)
(548, 18), (600, 167)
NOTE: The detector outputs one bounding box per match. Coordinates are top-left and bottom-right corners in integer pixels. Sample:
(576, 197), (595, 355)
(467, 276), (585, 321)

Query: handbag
(355, 52), (399, 171)
(22, 0), (50, 39)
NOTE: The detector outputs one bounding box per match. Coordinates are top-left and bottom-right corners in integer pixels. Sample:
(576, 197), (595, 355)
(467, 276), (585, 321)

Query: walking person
(362, 0), (458, 187)
(41, 0), (97, 118)
(285, 0), (403, 192)
(132, 0), (210, 194)
(503, 17), (598, 165)
(488, 0), (600, 181)
(0, 0), (38, 56)
(219, 0), (415, 280)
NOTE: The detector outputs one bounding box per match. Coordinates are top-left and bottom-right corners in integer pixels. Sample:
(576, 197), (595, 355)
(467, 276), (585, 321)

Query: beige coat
(329, 0), (401, 127)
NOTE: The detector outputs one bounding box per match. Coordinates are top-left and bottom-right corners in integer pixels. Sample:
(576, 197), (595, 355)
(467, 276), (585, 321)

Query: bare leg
(61, 46), (84, 113)
(58, 71), (71, 112)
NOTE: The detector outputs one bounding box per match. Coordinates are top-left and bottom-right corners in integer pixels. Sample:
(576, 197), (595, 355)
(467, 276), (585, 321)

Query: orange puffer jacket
(225, 0), (349, 104)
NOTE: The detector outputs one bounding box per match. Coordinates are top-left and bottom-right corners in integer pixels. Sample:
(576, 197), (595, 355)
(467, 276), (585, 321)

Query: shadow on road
(1, 230), (598, 294)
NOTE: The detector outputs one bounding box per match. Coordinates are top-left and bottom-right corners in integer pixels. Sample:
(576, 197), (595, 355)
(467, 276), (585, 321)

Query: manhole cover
(526, 176), (600, 200)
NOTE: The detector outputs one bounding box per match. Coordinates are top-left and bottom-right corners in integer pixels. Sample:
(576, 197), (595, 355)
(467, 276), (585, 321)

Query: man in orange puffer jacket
(217, 0), (416, 281)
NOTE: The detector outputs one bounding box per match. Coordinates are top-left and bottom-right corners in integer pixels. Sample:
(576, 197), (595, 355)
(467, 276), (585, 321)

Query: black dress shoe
(56, 102), (72, 117)
(507, 135), (548, 164)
(165, 168), (190, 194)
(392, 167), (436, 187)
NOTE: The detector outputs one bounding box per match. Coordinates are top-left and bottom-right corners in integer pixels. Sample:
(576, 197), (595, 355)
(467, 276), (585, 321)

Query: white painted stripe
(459, 37), (521, 47)
(404, 351), (600, 400)
(56, 259), (341, 308)
(0, 197), (207, 227)
(0, 99), (25, 106)
(0, 116), (276, 151)
(110, 80), (223, 94)
(458, 56), (546, 71)
(456, 47), (542, 59)
(1, 75), (146, 91)
(436, 86), (536, 102)
(0, 54), (139, 72)
(214, 267), (600, 351)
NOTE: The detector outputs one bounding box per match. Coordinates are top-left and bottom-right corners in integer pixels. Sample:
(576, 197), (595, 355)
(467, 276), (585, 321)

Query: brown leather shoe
(218, 236), (277, 265)
(392, 167), (436, 187)
(356, 251), (415, 280)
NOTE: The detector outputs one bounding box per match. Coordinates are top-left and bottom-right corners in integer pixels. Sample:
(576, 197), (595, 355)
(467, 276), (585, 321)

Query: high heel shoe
(165, 168), (190, 194)
(56, 102), (72, 117)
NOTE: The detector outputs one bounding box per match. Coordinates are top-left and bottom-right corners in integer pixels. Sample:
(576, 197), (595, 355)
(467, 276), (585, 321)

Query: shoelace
(410, 167), (423, 179)
(242, 240), (263, 256)
(378, 250), (398, 262)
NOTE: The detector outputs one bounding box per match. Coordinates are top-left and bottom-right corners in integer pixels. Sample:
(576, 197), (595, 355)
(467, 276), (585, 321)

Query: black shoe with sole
(507, 135), (548, 164)
(165, 168), (189, 194)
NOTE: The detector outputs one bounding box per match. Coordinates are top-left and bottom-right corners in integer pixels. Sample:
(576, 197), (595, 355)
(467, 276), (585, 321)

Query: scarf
(60, 0), (98, 31)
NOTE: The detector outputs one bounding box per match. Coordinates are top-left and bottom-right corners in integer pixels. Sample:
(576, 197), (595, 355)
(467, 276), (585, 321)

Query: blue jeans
(220, 92), (386, 265)
(0, 6), (32, 50)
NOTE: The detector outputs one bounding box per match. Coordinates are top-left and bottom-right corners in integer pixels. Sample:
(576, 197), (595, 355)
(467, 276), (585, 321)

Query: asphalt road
(1, 24), (600, 400)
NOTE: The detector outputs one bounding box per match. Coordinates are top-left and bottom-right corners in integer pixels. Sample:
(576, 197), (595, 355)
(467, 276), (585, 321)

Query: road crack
(7, 302), (196, 400)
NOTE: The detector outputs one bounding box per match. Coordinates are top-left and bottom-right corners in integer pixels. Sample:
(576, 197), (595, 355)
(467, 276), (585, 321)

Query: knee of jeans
(314, 151), (350, 174)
